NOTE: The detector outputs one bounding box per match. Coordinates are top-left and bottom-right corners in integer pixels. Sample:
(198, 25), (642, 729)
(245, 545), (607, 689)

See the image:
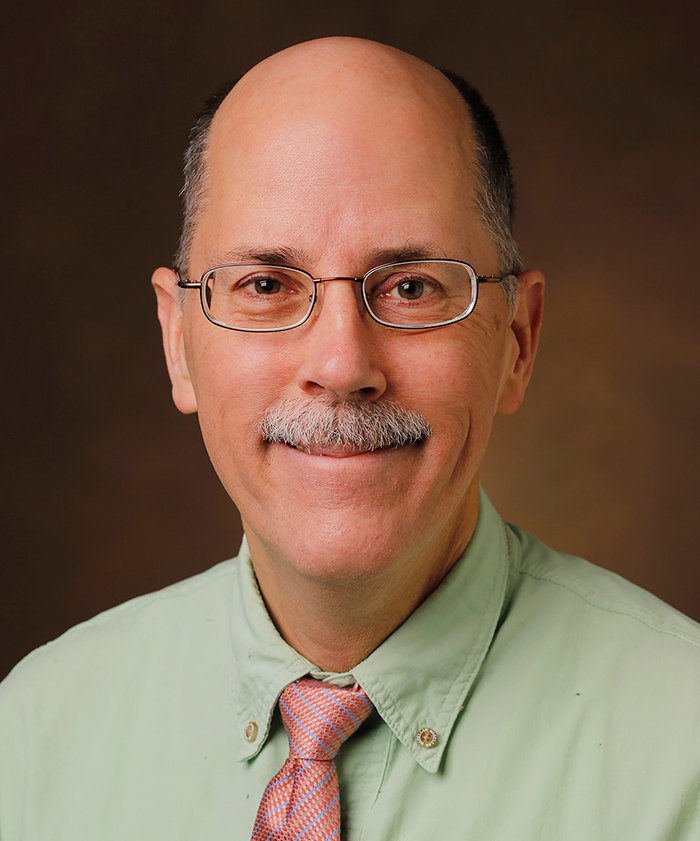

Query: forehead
(191, 49), (492, 272)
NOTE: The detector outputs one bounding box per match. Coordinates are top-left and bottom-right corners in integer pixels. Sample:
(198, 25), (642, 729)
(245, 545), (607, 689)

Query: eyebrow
(210, 245), (308, 268)
(364, 244), (446, 266)
(207, 243), (446, 274)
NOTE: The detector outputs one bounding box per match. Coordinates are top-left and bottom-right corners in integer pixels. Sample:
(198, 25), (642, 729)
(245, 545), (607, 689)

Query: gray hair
(174, 81), (236, 286)
(174, 71), (522, 309)
(259, 395), (432, 453)
(439, 69), (522, 309)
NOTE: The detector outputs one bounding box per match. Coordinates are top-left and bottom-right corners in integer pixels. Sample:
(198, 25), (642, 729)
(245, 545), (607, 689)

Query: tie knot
(279, 678), (373, 762)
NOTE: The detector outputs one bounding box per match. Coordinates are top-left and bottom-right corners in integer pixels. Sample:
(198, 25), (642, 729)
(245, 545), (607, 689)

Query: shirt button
(416, 727), (438, 748)
(244, 721), (258, 742)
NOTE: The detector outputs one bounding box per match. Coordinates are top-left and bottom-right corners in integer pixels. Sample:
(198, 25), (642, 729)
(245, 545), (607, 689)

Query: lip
(267, 440), (414, 465)
(281, 441), (392, 458)
(288, 442), (386, 458)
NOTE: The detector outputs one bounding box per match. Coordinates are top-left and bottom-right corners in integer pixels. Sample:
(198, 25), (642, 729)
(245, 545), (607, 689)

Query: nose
(295, 279), (387, 401)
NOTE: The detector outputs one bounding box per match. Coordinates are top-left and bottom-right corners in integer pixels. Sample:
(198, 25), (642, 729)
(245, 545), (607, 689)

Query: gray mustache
(259, 398), (432, 451)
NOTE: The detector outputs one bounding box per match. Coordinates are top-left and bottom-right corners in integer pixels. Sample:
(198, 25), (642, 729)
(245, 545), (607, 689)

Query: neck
(243, 497), (479, 672)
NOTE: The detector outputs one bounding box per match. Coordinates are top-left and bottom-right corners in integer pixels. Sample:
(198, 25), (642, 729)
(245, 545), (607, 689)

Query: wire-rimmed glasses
(175, 259), (512, 332)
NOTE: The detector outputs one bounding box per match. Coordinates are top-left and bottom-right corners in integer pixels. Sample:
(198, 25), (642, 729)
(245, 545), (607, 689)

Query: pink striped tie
(251, 677), (373, 840)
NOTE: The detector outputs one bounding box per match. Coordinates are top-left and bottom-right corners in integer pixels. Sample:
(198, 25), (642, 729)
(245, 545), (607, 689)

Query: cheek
(394, 324), (505, 427)
(184, 330), (295, 476)
(393, 324), (506, 484)
(187, 324), (297, 410)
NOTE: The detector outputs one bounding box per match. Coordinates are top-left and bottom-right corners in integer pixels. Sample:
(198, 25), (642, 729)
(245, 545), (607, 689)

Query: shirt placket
(336, 710), (394, 841)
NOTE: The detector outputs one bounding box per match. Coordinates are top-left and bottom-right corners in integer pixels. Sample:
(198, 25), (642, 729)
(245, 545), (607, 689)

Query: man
(1, 37), (699, 840)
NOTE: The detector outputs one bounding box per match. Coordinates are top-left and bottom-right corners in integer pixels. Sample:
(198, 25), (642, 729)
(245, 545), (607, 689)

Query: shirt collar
(229, 487), (516, 772)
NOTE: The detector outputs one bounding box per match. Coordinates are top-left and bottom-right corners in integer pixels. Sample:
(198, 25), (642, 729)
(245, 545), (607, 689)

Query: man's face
(156, 44), (540, 593)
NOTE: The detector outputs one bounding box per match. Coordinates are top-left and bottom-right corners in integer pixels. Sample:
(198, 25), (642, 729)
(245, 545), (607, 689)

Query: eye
(377, 272), (438, 302)
(394, 278), (425, 300)
(253, 277), (282, 295)
(235, 270), (301, 297)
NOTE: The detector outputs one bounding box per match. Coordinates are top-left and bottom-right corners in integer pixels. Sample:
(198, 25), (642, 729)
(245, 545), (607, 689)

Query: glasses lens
(204, 265), (314, 330)
(363, 261), (477, 327)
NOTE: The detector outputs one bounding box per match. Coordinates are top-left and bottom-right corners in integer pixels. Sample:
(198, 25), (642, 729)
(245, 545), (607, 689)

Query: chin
(260, 513), (412, 583)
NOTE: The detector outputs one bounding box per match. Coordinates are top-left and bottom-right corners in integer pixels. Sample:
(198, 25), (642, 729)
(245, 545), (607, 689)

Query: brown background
(2, 0), (699, 680)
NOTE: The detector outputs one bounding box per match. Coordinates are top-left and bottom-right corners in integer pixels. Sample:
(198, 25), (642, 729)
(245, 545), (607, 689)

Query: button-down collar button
(416, 727), (438, 748)
(244, 721), (258, 742)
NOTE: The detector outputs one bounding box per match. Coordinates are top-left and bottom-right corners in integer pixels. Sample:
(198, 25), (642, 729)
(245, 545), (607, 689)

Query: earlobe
(151, 267), (198, 414)
(496, 269), (545, 415)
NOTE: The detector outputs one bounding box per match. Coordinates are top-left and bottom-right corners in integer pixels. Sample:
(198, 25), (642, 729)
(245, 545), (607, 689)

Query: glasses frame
(175, 259), (512, 333)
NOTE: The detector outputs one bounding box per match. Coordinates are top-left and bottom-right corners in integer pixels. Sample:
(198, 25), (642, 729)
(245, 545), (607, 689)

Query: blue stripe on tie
(284, 682), (369, 756)
(282, 704), (333, 757)
(314, 682), (370, 730)
(291, 686), (347, 743)
(294, 789), (341, 840)
(287, 762), (335, 819)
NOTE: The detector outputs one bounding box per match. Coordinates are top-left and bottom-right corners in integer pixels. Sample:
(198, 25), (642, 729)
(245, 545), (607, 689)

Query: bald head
(224, 38), (473, 146)
(175, 38), (521, 301)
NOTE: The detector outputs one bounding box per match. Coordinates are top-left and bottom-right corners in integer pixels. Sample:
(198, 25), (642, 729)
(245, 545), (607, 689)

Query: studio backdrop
(2, 0), (699, 679)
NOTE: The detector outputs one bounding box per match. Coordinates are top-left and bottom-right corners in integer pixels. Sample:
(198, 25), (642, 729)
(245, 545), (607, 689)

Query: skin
(153, 38), (544, 671)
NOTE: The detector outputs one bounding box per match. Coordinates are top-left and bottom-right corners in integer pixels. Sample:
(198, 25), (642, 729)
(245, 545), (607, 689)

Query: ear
(496, 269), (545, 415)
(151, 267), (198, 414)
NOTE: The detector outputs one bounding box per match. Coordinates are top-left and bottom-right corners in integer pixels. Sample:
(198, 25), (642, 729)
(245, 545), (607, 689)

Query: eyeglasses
(175, 259), (512, 332)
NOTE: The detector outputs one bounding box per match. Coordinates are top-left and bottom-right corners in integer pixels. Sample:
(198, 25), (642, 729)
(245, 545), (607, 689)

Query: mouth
(283, 441), (393, 458)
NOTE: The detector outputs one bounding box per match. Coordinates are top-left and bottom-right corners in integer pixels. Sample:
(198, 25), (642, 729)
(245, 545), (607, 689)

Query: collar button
(416, 727), (438, 749)
(244, 721), (259, 742)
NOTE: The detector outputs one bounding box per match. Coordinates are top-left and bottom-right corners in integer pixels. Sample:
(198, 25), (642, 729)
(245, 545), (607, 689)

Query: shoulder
(0, 557), (240, 717)
(0, 557), (248, 839)
(489, 526), (700, 778)
(443, 522), (700, 839)
(507, 523), (700, 654)
(501, 524), (700, 729)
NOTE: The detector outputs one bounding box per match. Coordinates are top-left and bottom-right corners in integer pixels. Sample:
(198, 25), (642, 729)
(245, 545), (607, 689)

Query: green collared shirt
(2, 490), (700, 839)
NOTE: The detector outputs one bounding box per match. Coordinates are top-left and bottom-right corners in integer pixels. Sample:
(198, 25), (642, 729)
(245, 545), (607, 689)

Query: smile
(286, 442), (388, 458)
